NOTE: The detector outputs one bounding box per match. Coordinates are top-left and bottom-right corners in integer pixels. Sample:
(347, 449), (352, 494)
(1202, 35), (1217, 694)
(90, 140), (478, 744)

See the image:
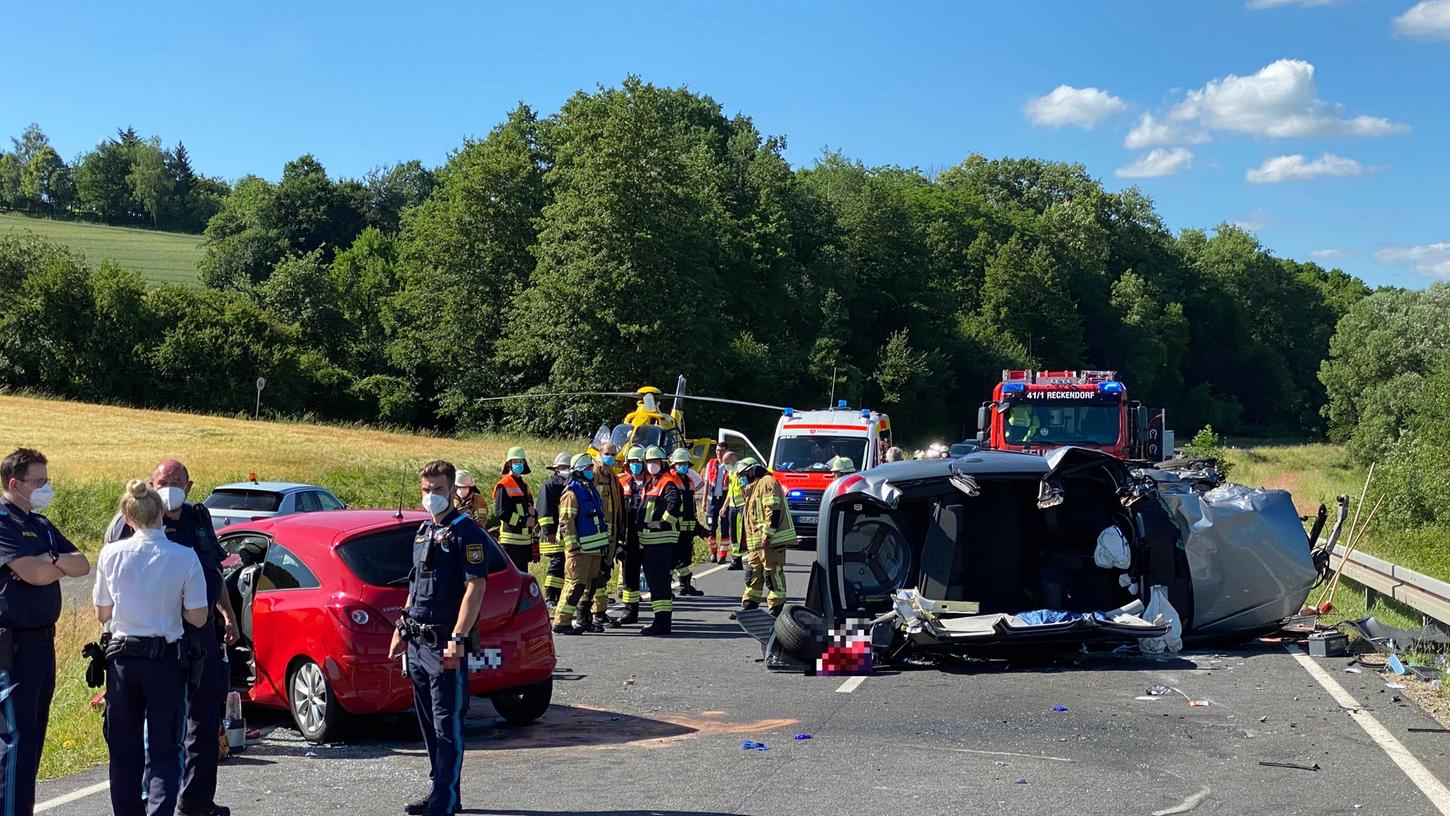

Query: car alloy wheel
(289, 659), (343, 743)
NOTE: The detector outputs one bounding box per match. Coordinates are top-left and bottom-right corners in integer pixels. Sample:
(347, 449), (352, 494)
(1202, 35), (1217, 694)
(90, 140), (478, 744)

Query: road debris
(1053, 705), (1069, 712)
(1258, 761), (1320, 772)
(741, 740), (770, 751)
(1386, 683), (1407, 690)
(1388, 655), (1408, 676)
(1344, 667), (1361, 674)
(794, 733), (812, 740)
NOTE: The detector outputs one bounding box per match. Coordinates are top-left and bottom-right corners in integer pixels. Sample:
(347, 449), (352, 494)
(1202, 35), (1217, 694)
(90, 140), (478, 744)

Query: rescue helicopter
(477, 376), (782, 471)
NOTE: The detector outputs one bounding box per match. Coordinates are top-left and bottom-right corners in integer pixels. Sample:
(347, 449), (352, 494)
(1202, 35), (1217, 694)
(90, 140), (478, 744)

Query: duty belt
(396, 613), (442, 647)
(105, 635), (176, 661)
(0, 625), (56, 643)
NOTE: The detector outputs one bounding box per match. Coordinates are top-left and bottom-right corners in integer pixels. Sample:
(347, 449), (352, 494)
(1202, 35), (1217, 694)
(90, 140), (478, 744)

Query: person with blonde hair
(94, 479), (209, 816)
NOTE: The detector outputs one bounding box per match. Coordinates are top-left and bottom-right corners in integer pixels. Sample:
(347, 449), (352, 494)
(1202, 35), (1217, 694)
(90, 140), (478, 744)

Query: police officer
(552, 454), (609, 635)
(585, 441), (625, 632)
(94, 479), (209, 816)
(669, 449), (705, 597)
(738, 459), (795, 616)
(390, 460), (492, 816)
(104, 459), (239, 816)
(611, 446), (648, 626)
(492, 448), (536, 571)
(0, 447), (89, 816)
(534, 452), (571, 608)
(638, 446), (681, 636)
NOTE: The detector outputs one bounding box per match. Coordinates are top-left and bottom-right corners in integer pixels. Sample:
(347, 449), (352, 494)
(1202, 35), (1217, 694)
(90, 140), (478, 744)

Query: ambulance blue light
(783, 407), (794, 417)
(1098, 381), (1124, 394)
(1002, 382), (1026, 394)
(837, 400), (848, 409)
(860, 409), (871, 419)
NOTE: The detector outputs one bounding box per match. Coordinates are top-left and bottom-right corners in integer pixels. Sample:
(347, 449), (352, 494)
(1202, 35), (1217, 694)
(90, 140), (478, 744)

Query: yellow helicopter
(478, 375), (783, 471)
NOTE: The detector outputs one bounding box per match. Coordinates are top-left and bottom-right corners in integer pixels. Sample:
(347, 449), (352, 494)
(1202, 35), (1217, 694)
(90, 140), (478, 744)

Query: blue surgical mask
(629, 462), (643, 476)
(511, 462), (525, 475)
(582, 469), (595, 481)
(675, 464), (689, 475)
(602, 454), (617, 467)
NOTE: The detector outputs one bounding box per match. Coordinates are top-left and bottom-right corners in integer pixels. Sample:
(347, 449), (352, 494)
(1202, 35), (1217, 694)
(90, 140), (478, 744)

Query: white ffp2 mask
(160, 486), (187, 512)
(422, 492), (450, 516)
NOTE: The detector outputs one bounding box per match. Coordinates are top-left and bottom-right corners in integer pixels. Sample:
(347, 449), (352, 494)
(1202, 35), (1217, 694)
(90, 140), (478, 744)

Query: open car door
(717, 428), (767, 464)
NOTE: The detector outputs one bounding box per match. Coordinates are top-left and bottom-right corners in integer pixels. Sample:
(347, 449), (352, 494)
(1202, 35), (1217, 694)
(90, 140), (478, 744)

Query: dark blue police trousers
(107, 654), (187, 816)
(0, 638), (56, 816)
(407, 640), (469, 816)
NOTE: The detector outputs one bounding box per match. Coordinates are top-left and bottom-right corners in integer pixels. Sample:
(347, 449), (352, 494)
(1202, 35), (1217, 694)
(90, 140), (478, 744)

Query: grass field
(0, 211), (203, 285)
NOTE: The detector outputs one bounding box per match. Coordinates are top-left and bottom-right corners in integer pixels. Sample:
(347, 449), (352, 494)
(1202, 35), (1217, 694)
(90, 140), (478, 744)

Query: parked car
(219, 509), (556, 742)
(792, 447), (1324, 658)
(203, 480), (347, 529)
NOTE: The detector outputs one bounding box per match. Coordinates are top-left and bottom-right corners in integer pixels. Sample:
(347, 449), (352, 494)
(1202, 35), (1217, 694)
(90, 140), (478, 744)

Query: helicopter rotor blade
(664, 394), (784, 412)
(475, 391), (643, 403)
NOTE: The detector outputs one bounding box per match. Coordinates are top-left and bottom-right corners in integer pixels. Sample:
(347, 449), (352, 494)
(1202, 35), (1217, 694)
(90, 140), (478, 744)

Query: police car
(203, 478), (346, 529)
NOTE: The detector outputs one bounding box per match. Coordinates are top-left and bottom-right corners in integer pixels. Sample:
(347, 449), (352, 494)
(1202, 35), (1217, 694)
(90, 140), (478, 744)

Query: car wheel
(289, 659), (347, 743)
(774, 604), (825, 659)
(489, 677), (553, 725)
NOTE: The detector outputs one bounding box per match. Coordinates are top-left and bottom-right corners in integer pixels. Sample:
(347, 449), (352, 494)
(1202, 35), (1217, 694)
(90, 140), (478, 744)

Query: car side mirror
(976, 404), (989, 434)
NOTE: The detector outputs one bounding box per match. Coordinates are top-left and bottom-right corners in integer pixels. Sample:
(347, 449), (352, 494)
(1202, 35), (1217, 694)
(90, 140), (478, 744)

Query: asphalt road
(38, 550), (1450, 816)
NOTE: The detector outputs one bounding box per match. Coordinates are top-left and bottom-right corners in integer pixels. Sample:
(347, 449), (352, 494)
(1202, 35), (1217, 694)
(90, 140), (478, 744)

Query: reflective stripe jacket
(641, 472), (684, 546)
(493, 474), (534, 547)
(677, 469), (699, 533)
(726, 470), (746, 509)
(619, 472), (648, 534)
(559, 480), (609, 553)
(704, 459), (728, 499)
(535, 473), (567, 545)
(594, 467), (626, 551)
(743, 474), (795, 550)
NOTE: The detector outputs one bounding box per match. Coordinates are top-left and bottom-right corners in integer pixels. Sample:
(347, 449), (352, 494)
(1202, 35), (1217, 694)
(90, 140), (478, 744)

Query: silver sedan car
(203, 481), (347, 529)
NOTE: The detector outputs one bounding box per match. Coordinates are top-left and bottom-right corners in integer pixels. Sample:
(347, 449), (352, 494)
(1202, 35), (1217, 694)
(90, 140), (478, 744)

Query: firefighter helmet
(644, 446), (667, 461)
(625, 445), (646, 462)
(569, 453), (594, 473)
(669, 448), (691, 465)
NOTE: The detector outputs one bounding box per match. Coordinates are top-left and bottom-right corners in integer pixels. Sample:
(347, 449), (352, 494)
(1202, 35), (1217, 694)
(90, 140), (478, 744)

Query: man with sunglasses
(0, 447), (90, 816)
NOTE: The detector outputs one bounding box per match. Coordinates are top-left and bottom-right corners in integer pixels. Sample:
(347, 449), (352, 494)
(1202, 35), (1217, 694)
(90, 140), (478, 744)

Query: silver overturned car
(792, 447), (1329, 658)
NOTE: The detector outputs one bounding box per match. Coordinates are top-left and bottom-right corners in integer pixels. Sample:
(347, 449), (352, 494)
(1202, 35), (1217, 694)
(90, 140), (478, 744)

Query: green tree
(20, 146), (70, 214)
(74, 138), (135, 223)
(979, 235), (1085, 365)
(127, 138), (172, 226)
(0, 153), (21, 209)
(10, 124), (50, 166)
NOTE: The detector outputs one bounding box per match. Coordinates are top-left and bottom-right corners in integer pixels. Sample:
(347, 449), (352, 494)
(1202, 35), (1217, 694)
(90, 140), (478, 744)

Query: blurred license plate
(794, 515), (813, 525)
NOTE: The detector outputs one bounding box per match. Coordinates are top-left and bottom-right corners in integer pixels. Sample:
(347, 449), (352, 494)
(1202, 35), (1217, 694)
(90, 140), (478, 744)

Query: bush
(1184, 424), (1233, 479)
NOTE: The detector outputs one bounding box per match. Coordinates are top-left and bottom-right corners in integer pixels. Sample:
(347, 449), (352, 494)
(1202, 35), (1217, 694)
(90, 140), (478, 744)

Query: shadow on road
(462, 811), (740, 815)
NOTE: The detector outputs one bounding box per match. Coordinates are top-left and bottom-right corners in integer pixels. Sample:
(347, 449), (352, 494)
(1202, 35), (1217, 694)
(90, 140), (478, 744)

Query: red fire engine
(977, 370), (1172, 461)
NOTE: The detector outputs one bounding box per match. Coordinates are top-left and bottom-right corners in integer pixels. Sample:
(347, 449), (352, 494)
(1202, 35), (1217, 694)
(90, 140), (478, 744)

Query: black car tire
(774, 604), (825, 659)
(288, 658), (348, 743)
(490, 677), (553, 725)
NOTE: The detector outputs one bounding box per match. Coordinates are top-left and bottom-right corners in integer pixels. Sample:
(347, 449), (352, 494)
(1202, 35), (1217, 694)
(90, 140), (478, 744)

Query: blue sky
(3, 1), (1448, 287)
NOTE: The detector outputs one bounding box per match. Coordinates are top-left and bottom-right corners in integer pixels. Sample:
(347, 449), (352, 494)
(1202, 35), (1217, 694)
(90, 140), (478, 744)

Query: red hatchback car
(218, 509), (556, 743)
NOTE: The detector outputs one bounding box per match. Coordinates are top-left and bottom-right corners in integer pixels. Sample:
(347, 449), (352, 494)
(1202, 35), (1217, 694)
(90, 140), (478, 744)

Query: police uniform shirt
(93, 528), (208, 641)
(116, 503), (225, 610)
(0, 500), (79, 630)
(408, 509), (493, 627)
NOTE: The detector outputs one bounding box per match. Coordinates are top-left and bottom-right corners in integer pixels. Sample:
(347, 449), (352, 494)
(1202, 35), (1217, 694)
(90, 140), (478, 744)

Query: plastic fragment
(1188, 700), (1211, 707)
(1052, 705), (1068, 712)
(1135, 696), (1164, 702)
(1015, 779), (1028, 785)
(305, 751), (318, 758)
(794, 733), (812, 740)
(1259, 760), (1320, 772)
(1344, 667), (1361, 674)
(1388, 655), (1408, 675)
(741, 740), (770, 751)
(1386, 683), (1406, 689)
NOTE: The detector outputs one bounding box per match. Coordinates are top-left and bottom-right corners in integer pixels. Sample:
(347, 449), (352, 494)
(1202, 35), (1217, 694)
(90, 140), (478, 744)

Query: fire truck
(719, 401), (892, 543)
(976, 370), (1172, 462)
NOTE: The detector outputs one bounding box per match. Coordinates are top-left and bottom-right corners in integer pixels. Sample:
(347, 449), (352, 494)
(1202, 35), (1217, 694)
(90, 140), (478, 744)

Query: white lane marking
(35, 781), (109, 812)
(1153, 786), (1211, 815)
(693, 563), (728, 580)
(836, 675), (867, 693)
(908, 744), (1072, 763)
(1286, 645), (1450, 815)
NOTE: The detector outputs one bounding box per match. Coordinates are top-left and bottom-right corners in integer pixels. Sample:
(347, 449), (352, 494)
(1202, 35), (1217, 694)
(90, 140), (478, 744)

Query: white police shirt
(93, 527), (208, 642)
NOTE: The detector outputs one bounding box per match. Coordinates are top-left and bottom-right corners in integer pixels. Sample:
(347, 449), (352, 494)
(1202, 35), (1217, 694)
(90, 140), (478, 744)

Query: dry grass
(38, 607), (109, 779)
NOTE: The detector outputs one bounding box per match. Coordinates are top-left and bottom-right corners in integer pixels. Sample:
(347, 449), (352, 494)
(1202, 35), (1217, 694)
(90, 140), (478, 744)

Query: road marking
(836, 675), (866, 693)
(1286, 645), (1450, 815)
(35, 781), (109, 812)
(694, 563), (729, 580)
(906, 744), (1072, 763)
(1153, 786), (1211, 815)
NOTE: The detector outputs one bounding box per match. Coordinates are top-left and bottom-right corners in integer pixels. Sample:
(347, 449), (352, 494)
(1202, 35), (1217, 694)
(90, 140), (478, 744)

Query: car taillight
(514, 577), (542, 615)
(326, 601), (390, 634)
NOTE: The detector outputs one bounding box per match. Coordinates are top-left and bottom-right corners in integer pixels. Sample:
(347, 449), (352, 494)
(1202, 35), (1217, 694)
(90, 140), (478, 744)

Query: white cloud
(1395, 0), (1450, 39)
(1310, 248), (1350, 260)
(1246, 0), (1340, 8)
(1164, 59), (1408, 139)
(1024, 85), (1129, 129)
(1116, 148), (1195, 178)
(1233, 208), (1271, 232)
(1375, 243), (1450, 278)
(1245, 152), (1368, 182)
(1123, 113), (1210, 149)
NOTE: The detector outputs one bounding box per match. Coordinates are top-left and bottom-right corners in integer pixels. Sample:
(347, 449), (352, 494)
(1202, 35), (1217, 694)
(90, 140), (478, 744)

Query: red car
(219, 509), (556, 743)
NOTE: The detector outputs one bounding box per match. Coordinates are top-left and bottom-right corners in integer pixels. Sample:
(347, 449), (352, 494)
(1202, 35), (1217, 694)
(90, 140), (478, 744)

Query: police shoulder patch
(465, 542), (485, 564)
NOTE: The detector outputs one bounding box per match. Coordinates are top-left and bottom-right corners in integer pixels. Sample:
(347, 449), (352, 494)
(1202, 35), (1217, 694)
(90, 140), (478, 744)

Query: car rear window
(338, 527), (514, 587)
(204, 489), (282, 513)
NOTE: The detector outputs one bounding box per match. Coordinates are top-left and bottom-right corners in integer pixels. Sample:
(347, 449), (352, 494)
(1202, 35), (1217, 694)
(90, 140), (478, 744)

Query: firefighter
(738, 459), (795, 616)
(723, 452), (746, 571)
(534, 452), (572, 608)
(611, 445), (648, 626)
(586, 441), (626, 631)
(1006, 404), (1040, 444)
(638, 446), (680, 636)
(552, 455), (609, 636)
(828, 455), (856, 477)
(452, 470), (484, 522)
(703, 442), (730, 563)
(493, 448), (536, 572)
(669, 449), (704, 597)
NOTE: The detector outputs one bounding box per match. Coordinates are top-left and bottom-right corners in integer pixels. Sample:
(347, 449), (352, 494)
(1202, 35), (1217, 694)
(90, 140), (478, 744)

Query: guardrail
(1329, 544), (1450, 625)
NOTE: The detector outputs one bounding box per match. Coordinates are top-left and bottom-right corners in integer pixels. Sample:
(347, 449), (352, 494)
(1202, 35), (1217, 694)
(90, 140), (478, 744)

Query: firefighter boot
(612, 602), (640, 626)
(678, 574), (705, 597)
(727, 557), (744, 571)
(545, 586), (562, 608)
(575, 604), (599, 634)
(592, 611), (612, 631)
(639, 611), (672, 637)
(552, 622), (583, 636)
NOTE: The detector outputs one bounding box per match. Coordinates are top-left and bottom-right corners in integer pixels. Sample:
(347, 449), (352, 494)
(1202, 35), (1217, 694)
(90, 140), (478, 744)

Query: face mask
(421, 492), (450, 516)
(675, 464), (689, 475)
(602, 455), (617, 467)
(582, 469), (595, 481)
(159, 486), (187, 512)
(629, 462), (643, 476)
(28, 483), (54, 512)
(646, 462), (662, 476)
(511, 462), (525, 475)
(555, 468), (570, 479)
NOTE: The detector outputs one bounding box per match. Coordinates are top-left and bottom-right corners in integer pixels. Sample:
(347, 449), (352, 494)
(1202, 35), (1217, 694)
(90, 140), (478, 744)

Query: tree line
(0, 77), (1374, 446)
